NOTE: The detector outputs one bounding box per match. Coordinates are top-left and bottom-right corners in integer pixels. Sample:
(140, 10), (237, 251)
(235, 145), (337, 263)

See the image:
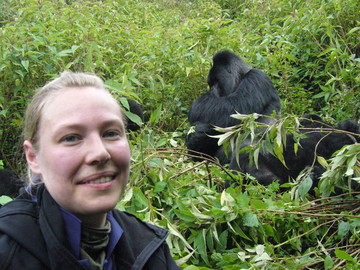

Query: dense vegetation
(1, 0), (359, 268)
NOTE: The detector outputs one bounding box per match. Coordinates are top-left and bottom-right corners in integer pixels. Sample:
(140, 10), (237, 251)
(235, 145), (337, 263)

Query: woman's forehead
(41, 86), (123, 124)
(46, 86), (118, 107)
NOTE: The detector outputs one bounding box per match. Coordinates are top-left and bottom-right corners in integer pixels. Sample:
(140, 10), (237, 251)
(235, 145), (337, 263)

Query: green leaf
(149, 106), (162, 124)
(250, 199), (268, 210)
(183, 265), (212, 270)
(317, 156), (328, 168)
(185, 67), (192, 76)
(254, 148), (260, 169)
(0, 196), (13, 205)
(124, 111), (142, 127)
(298, 176), (313, 199)
(121, 187), (133, 203)
(176, 250), (196, 268)
(219, 230), (228, 248)
(153, 181), (166, 193)
(167, 222), (193, 251)
(105, 80), (124, 93)
(174, 209), (196, 222)
(236, 193), (250, 210)
(335, 248), (355, 262)
(149, 157), (162, 168)
(243, 212), (259, 227)
(324, 255), (333, 269)
(195, 229), (209, 265)
(156, 138), (167, 147)
(129, 77), (144, 87)
(56, 48), (75, 57)
(338, 221), (351, 237)
(348, 26), (360, 35)
(228, 221), (252, 241)
(190, 204), (213, 221)
(132, 186), (148, 209)
(119, 98), (130, 110)
(21, 60), (29, 71)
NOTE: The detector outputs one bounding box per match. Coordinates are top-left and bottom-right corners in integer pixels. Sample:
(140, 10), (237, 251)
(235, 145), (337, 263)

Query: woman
(0, 72), (180, 270)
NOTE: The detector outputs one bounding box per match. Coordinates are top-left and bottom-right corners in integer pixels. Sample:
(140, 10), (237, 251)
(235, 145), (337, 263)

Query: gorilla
(227, 114), (360, 192)
(0, 169), (24, 199)
(187, 50), (281, 164)
(123, 99), (144, 132)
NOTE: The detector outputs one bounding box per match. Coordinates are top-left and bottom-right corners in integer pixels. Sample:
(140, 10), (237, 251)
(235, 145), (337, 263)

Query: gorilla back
(228, 114), (360, 194)
(187, 50), (281, 163)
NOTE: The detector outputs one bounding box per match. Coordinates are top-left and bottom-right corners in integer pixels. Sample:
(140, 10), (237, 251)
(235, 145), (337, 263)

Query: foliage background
(1, 0), (360, 268)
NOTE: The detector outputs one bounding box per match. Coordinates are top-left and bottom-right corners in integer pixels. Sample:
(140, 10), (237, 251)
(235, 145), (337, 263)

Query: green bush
(1, 0), (233, 172)
(122, 127), (360, 268)
(2, 0), (360, 172)
(1, 0), (360, 268)
(215, 0), (360, 119)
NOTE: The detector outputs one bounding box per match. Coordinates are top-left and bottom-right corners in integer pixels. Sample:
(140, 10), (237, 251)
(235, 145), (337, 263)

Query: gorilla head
(207, 50), (251, 97)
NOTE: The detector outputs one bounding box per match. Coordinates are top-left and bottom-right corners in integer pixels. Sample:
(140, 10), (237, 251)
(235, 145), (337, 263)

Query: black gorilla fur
(187, 50), (281, 164)
(125, 99), (144, 132)
(227, 114), (360, 192)
(0, 169), (24, 199)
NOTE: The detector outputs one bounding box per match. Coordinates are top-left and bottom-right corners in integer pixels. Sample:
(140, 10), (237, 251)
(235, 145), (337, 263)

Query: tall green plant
(0, 0), (227, 171)
(215, 0), (360, 119)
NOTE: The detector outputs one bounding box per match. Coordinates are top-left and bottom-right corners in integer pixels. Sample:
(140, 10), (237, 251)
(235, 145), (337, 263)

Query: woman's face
(24, 86), (130, 227)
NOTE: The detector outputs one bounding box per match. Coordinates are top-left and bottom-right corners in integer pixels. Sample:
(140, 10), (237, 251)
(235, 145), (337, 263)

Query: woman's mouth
(78, 172), (117, 185)
(79, 174), (117, 190)
(87, 176), (113, 184)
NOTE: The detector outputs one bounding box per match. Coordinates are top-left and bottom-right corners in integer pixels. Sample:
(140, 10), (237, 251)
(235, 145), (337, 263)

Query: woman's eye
(62, 135), (80, 143)
(104, 130), (121, 138)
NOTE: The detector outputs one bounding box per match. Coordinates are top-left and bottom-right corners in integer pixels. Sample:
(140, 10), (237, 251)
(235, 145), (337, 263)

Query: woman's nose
(85, 135), (111, 165)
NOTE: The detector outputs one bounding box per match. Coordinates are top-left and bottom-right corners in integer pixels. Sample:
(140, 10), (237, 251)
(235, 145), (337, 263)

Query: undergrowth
(1, 0), (360, 268)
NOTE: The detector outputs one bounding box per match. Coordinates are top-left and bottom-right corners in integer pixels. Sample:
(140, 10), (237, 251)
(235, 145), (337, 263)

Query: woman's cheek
(114, 143), (131, 165)
(55, 148), (81, 165)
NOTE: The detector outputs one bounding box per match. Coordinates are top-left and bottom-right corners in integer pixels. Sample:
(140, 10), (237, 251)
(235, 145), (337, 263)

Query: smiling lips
(78, 173), (116, 185)
(88, 176), (114, 184)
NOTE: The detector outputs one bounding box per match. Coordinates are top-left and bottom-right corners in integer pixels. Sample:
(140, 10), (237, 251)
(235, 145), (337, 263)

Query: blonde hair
(23, 71), (125, 181)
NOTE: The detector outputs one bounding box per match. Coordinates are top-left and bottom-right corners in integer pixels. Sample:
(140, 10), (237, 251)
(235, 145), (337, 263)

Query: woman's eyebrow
(53, 118), (125, 133)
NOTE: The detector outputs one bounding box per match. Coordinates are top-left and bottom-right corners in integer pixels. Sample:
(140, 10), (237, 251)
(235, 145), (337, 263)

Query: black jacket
(0, 185), (180, 270)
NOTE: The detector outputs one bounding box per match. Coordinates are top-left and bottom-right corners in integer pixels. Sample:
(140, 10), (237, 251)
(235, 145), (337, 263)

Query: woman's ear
(24, 140), (41, 175)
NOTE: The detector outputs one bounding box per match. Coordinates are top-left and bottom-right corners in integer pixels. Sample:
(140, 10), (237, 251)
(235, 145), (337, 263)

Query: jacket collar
(37, 184), (87, 269)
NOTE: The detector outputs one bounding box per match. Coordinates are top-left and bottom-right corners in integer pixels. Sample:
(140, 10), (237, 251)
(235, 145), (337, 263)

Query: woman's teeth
(88, 176), (113, 184)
